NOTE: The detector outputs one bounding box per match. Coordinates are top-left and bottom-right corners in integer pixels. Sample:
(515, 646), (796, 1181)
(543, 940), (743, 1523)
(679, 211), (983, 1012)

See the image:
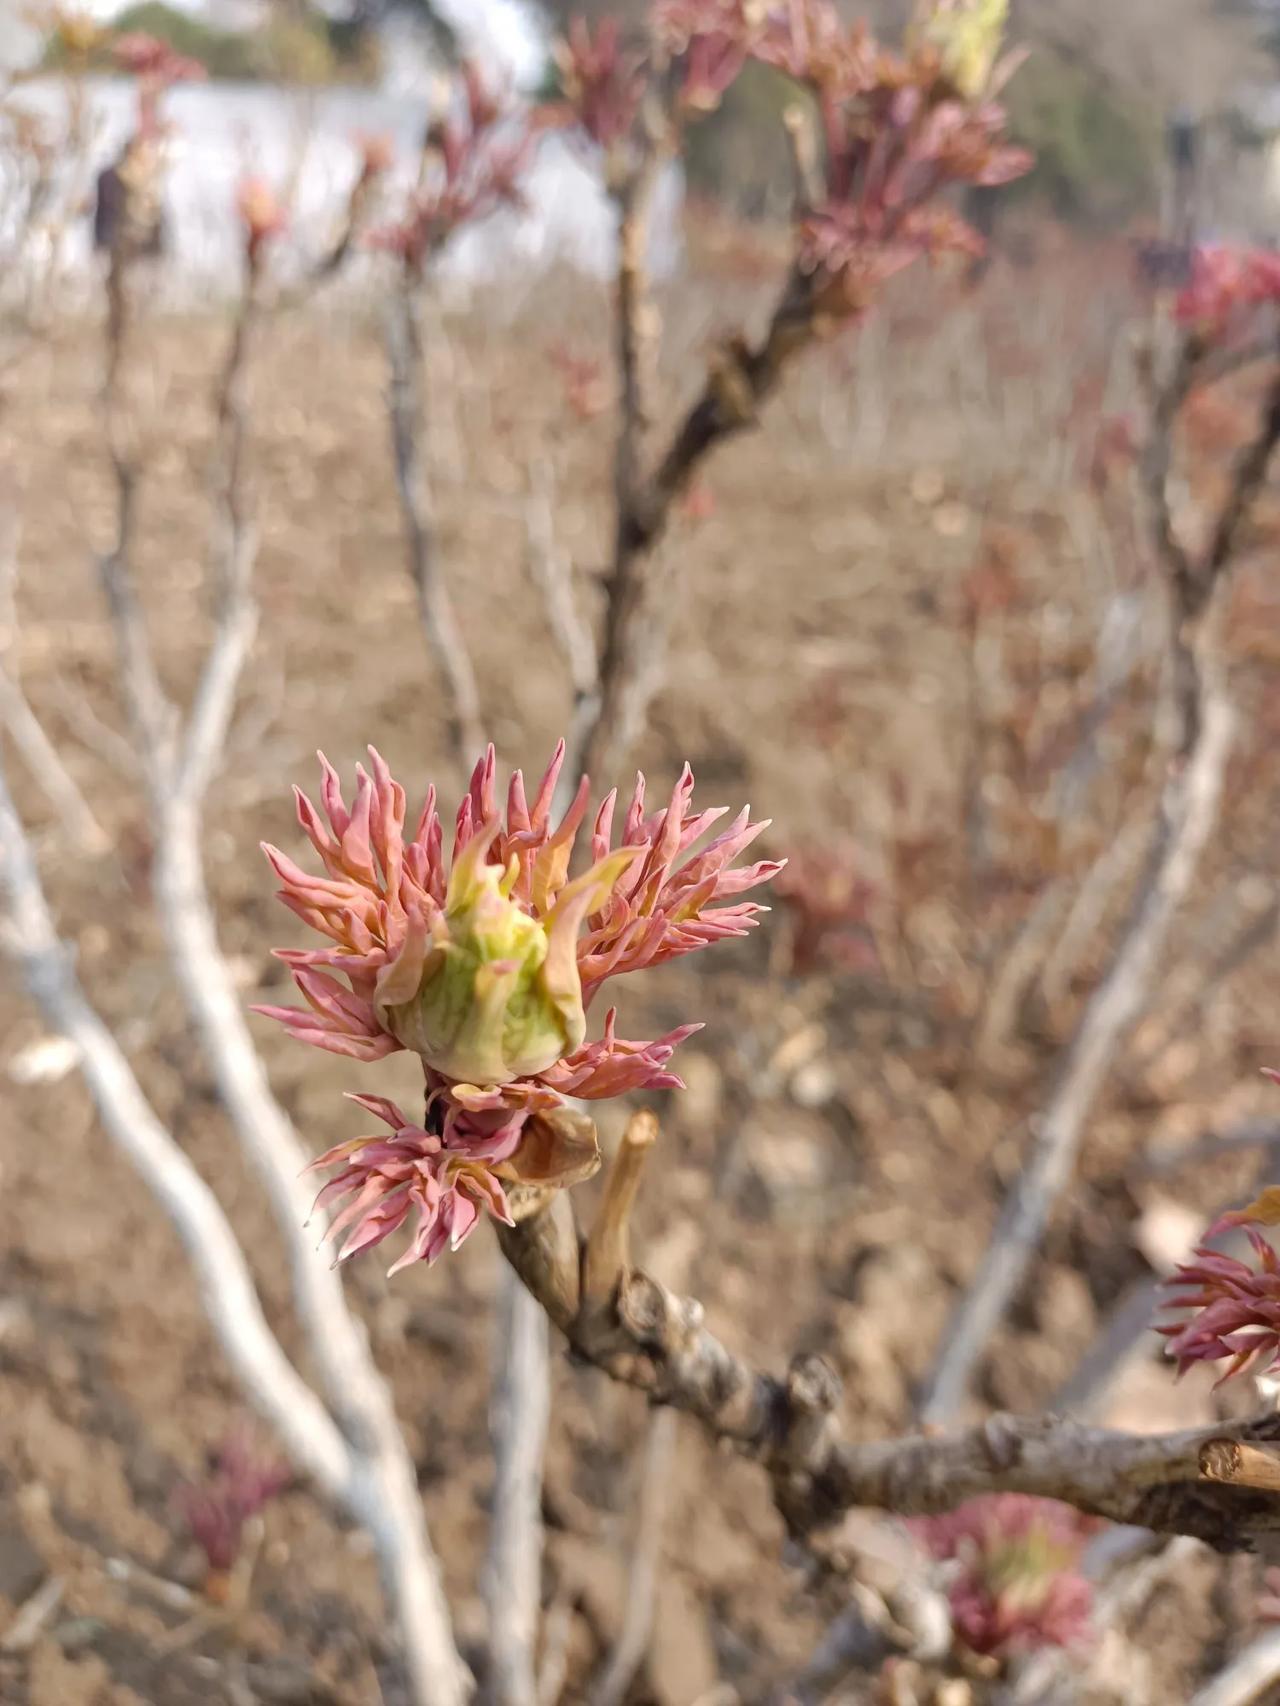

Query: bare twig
(496, 1146), (1280, 1550)
(0, 663), (106, 849)
(536, 1588), (576, 1706)
(0, 500), (106, 847)
(1188, 1631), (1280, 1706)
(977, 879), (1070, 1062)
(1138, 1120), (1280, 1181)
(0, 1576), (64, 1655)
(918, 339), (1280, 1423)
(778, 1563), (952, 1706)
(1126, 890), (1280, 1084)
(921, 682), (1234, 1421)
(583, 1109), (658, 1308)
(526, 458), (596, 701)
(384, 274), (484, 773)
(579, 255), (819, 780)
(485, 1267), (552, 1706)
(779, 1599), (902, 1705)
(591, 1406), (678, 1706)
(1038, 811), (1151, 1012)
(612, 152), (663, 523)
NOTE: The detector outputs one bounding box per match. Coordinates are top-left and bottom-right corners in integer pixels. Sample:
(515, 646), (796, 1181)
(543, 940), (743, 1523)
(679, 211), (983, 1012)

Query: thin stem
(384, 274), (484, 772)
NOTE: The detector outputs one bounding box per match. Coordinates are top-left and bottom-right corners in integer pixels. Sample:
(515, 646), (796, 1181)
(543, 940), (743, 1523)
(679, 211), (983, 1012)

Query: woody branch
(499, 1117), (1280, 1553)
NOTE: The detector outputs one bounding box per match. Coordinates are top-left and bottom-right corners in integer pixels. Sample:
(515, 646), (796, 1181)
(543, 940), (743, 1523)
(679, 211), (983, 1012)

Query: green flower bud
(374, 820), (637, 1087)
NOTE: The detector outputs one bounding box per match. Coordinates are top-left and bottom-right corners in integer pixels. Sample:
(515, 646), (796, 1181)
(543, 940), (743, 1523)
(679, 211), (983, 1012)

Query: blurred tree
(43, 0), (380, 81)
(535, 0), (1267, 226)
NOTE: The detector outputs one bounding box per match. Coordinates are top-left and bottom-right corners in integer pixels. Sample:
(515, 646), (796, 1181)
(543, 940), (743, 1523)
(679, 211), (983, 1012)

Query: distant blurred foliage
(682, 31), (1157, 226)
(44, 0), (369, 84)
(681, 59), (811, 215)
(1000, 50), (1158, 226)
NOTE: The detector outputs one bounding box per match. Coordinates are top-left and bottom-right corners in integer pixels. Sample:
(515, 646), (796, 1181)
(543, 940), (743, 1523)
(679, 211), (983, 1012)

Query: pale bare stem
(921, 675), (1235, 1422)
(266, 164), (383, 317)
(99, 242), (176, 770)
(151, 810), (470, 1706)
(96, 242), (469, 1706)
(485, 1271), (553, 1706)
(536, 1588), (575, 1706)
(779, 1569), (951, 1705)
(1037, 813), (1150, 1011)
(779, 1602), (903, 1704)
(976, 879), (1070, 1064)
(175, 261), (261, 806)
(495, 1122), (1280, 1550)
(1139, 1118), (1280, 1181)
(917, 344), (1280, 1424)
(0, 1576), (65, 1656)
(570, 139), (663, 765)
(1127, 889), (1280, 1084)
(47, 671), (139, 778)
(0, 763), (353, 1503)
(782, 104), (824, 214)
(0, 663), (107, 850)
(1051, 1278), (1167, 1419)
(526, 456), (597, 702)
(584, 1109), (658, 1308)
(1188, 1633), (1280, 1706)
(586, 1116), (676, 1706)
(483, 779), (617, 1701)
(612, 151), (663, 520)
(384, 272), (484, 772)
(590, 1407), (677, 1706)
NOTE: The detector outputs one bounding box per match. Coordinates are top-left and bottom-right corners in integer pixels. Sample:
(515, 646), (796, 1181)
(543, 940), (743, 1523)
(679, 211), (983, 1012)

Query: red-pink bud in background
(173, 1423), (291, 1597)
(1175, 244), (1280, 336)
(913, 1494), (1095, 1659)
(235, 175), (287, 264)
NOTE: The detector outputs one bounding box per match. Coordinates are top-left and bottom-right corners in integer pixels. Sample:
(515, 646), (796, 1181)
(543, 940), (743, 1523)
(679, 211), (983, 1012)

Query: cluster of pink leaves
(553, 19), (649, 154)
(1159, 1224), (1280, 1384)
(1157, 1072), (1280, 1384)
(913, 1494), (1095, 1659)
(309, 1093), (521, 1273)
(369, 65), (535, 271)
(173, 1425), (291, 1578)
(112, 32), (205, 138)
(558, 0), (1030, 317)
(257, 742), (780, 1269)
(1174, 244), (1280, 336)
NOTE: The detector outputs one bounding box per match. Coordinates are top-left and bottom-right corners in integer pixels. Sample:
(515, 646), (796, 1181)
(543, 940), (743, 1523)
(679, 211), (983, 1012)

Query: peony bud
(373, 818), (637, 1087)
